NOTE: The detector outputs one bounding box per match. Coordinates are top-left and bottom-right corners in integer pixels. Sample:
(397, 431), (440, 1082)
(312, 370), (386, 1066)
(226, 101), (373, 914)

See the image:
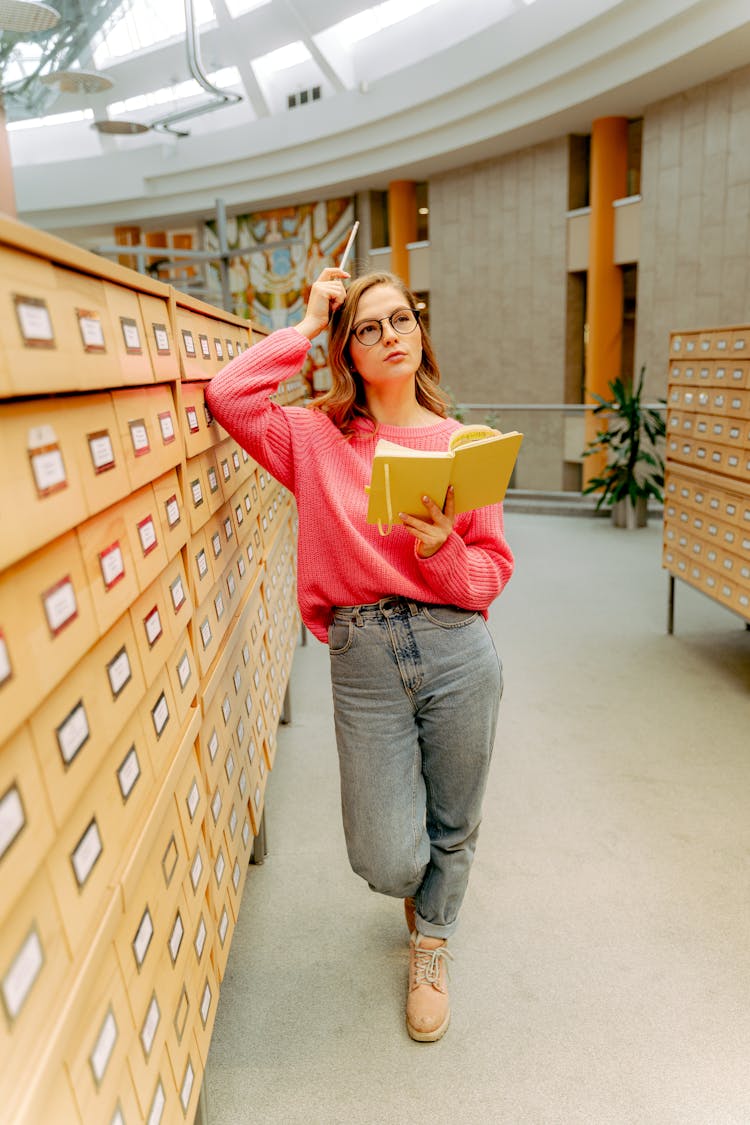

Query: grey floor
(204, 513), (750, 1125)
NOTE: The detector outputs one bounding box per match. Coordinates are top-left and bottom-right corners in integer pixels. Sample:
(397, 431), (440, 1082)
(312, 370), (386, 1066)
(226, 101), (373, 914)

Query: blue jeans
(328, 597), (503, 940)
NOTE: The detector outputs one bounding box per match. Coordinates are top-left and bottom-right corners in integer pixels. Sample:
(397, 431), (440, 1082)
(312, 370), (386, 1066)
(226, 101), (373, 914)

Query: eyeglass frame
(350, 307), (422, 347)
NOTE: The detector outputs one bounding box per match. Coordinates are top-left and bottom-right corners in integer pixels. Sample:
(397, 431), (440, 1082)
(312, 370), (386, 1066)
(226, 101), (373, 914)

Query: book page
(449, 431), (523, 513)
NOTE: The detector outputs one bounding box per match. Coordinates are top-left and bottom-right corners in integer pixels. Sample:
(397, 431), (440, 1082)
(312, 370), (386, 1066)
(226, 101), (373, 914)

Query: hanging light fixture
(92, 118), (149, 134)
(40, 69), (113, 94)
(0, 0), (60, 33)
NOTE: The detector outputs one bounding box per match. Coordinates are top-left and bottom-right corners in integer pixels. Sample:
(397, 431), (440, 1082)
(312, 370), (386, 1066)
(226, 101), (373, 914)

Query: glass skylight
(331, 0), (441, 45)
(92, 0), (216, 66)
(107, 68), (240, 116)
(252, 41), (311, 77)
(223, 0), (272, 17)
(7, 109), (95, 131)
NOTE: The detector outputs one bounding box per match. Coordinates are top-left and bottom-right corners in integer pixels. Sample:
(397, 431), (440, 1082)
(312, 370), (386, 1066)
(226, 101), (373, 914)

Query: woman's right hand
(294, 267), (349, 341)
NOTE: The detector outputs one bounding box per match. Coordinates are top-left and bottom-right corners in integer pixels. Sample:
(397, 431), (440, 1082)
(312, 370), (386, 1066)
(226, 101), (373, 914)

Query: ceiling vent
(287, 86), (321, 110)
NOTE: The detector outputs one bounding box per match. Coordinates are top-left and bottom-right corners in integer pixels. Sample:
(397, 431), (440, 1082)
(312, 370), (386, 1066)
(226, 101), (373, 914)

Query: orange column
(172, 232), (196, 280)
(0, 102), (17, 217)
(114, 226), (141, 269)
(388, 181), (417, 286)
(584, 116), (629, 483)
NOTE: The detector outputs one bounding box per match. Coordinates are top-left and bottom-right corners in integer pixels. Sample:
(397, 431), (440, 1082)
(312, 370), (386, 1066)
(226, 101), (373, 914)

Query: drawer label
(214, 591), (225, 620)
(165, 493), (180, 527)
(117, 744), (141, 801)
(237, 554), (246, 580)
(214, 849), (225, 887)
(128, 418), (150, 457)
(180, 1058), (195, 1112)
(232, 859), (240, 891)
(87, 430), (116, 474)
(140, 992), (160, 1059)
(152, 323), (170, 354)
(187, 779), (200, 821)
(137, 515), (158, 557)
(200, 617), (212, 650)
(182, 329), (196, 356)
(194, 915), (207, 959)
(0, 632), (12, 687)
(190, 478), (204, 507)
(147, 1079), (165, 1125)
(90, 1006), (118, 1086)
(214, 338), (224, 360)
(211, 787), (222, 824)
(144, 605), (163, 647)
(207, 466), (218, 493)
(152, 692), (169, 739)
(133, 907), (154, 969)
(107, 645), (132, 699)
(99, 541), (125, 590)
(0, 783), (26, 862)
(169, 910), (184, 964)
(71, 817), (103, 887)
(177, 651), (191, 690)
(190, 846), (203, 890)
(77, 309), (106, 352)
(208, 728), (218, 761)
(42, 575), (78, 636)
(199, 334), (210, 359)
(29, 434), (67, 497)
(185, 406), (200, 434)
(200, 979), (212, 1027)
(196, 549), (208, 579)
(229, 806), (238, 839)
(56, 699), (89, 765)
(174, 985), (189, 1042)
(157, 410), (175, 444)
(170, 575), (186, 612)
(14, 295), (54, 346)
(2, 924), (44, 1023)
(120, 316), (142, 353)
(226, 571), (236, 599)
(161, 833), (178, 886)
(219, 906), (228, 945)
(211, 532), (221, 558)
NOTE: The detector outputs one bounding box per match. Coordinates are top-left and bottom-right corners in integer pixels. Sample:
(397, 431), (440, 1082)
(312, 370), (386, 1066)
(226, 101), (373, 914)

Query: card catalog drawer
(103, 279), (155, 386)
(152, 468), (187, 561)
(77, 501), (140, 637)
(111, 385), (182, 493)
(0, 725), (55, 924)
(0, 396), (88, 571)
(113, 865), (171, 1026)
(0, 866), (71, 1096)
(53, 266), (119, 391)
(201, 449), (225, 516)
(173, 744), (206, 860)
(161, 552), (193, 639)
(129, 576), (175, 687)
(139, 292), (179, 383)
(185, 456), (210, 534)
(166, 632), (198, 730)
(189, 526), (216, 602)
(67, 391), (131, 519)
(175, 312), (210, 381)
(181, 381), (221, 458)
(0, 247), (83, 396)
(210, 884), (235, 983)
(192, 957), (219, 1069)
(141, 666), (180, 776)
(0, 532), (98, 745)
(65, 952), (132, 1122)
(127, 972), (170, 1113)
(28, 612), (145, 831)
(121, 484), (169, 592)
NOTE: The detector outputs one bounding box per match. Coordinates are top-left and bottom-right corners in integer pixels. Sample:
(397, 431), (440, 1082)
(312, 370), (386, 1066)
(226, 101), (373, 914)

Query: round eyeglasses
(351, 307), (421, 346)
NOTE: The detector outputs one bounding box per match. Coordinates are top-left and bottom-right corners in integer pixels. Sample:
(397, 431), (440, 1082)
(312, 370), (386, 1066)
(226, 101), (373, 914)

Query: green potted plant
(582, 366), (666, 528)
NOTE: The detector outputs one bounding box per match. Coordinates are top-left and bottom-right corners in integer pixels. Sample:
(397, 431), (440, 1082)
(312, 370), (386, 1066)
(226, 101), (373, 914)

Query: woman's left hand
(399, 486), (455, 558)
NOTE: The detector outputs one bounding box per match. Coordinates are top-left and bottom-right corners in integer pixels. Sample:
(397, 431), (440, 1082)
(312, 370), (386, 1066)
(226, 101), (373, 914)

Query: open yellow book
(364, 424), (523, 532)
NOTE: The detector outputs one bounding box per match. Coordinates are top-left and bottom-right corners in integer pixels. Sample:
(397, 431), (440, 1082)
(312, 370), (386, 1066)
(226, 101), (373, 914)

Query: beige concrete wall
(428, 138), (569, 489)
(636, 63), (750, 397)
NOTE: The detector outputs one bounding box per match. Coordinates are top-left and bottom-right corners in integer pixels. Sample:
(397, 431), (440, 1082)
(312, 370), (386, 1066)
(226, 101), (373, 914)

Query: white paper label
(197, 550), (208, 579)
(214, 592), (225, 620)
(17, 300), (53, 341)
(200, 618), (212, 649)
(133, 908), (154, 968)
(214, 850), (225, 886)
(0, 634), (10, 685)
(88, 432), (115, 471)
(107, 647), (132, 698)
(71, 818), (103, 886)
(182, 331), (196, 356)
(208, 729), (218, 761)
(154, 325), (169, 352)
(152, 693), (169, 737)
(43, 577), (77, 634)
(211, 788), (222, 824)
(215, 339), (224, 359)
(233, 451), (240, 471)
(219, 907), (228, 944)
(140, 994), (160, 1058)
(148, 1080), (165, 1125)
(122, 320), (141, 350)
(169, 912), (184, 963)
(190, 848), (203, 890)
(191, 480), (203, 506)
(199, 335), (210, 358)
(187, 780), (200, 821)
(0, 785), (25, 862)
(221, 459), (230, 482)
(221, 695), (231, 724)
(2, 926), (43, 1022)
(129, 421), (149, 452)
(30, 447), (66, 494)
(186, 407), (199, 433)
(239, 768), (247, 797)
(236, 718), (245, 747)
(242, 819), (250, 848)
(100, 544), (125, 589)
(56, 701), (89, 764)
(166, 495), (180, 526)
(177, 652), (191, 690)
(212, 532), (221, 558)
(232, 860), (240, 891)
(227, 572), (236, 599)
(159, 412), (175, 443)
(171, 576), (185, 611)
(247, 735), (256, 764)
(138, 517), (157, 555)
(180, 1059), (195, 1111)
(90, 1007), (118, 1084)
(225, 750), (235, 782)
(200, 981), (212, 1026)
(229, 806), (238, 838)
(207, 467), (218, 492)
(117, 745), (141, 800)
(110, 1104), (125, 1125)
(195, 916), (207, 958)
(145, 606), (162, 646)
(79, 314), (105, 349)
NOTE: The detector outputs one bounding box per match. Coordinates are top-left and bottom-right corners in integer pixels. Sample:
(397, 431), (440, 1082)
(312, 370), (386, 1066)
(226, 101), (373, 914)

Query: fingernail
(422, 495), (429, 503)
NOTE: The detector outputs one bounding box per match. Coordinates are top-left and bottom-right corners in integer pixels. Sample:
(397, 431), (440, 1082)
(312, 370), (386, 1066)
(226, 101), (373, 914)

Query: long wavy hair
(309, 272), (450, 436)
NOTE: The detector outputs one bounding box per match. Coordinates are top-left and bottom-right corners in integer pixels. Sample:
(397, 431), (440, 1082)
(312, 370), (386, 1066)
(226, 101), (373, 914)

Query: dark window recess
(287, 86), (322, 110)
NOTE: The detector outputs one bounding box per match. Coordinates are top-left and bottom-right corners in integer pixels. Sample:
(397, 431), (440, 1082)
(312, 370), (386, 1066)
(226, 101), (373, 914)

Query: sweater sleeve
(415, 504), (514, 610)
(204, 327), (312, 491)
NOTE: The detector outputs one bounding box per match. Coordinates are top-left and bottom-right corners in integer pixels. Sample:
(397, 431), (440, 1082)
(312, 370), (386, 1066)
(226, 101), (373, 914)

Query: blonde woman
(206, 267), (513, 1042)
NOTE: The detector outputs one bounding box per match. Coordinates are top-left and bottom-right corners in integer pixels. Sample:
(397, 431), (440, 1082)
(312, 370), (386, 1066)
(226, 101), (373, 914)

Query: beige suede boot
(406, 932), (453, 1042)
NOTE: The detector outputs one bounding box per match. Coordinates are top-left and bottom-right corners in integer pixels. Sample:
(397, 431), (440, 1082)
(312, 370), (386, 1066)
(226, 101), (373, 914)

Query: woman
(205, 267), (513, 1042)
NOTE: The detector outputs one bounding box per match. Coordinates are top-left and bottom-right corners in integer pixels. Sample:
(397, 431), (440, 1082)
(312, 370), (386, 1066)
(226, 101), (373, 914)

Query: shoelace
(412, 943), (453, 987)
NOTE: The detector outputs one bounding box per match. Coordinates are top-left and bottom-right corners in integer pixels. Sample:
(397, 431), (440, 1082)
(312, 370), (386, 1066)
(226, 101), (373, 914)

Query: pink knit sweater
(205, 328), (514, 643)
